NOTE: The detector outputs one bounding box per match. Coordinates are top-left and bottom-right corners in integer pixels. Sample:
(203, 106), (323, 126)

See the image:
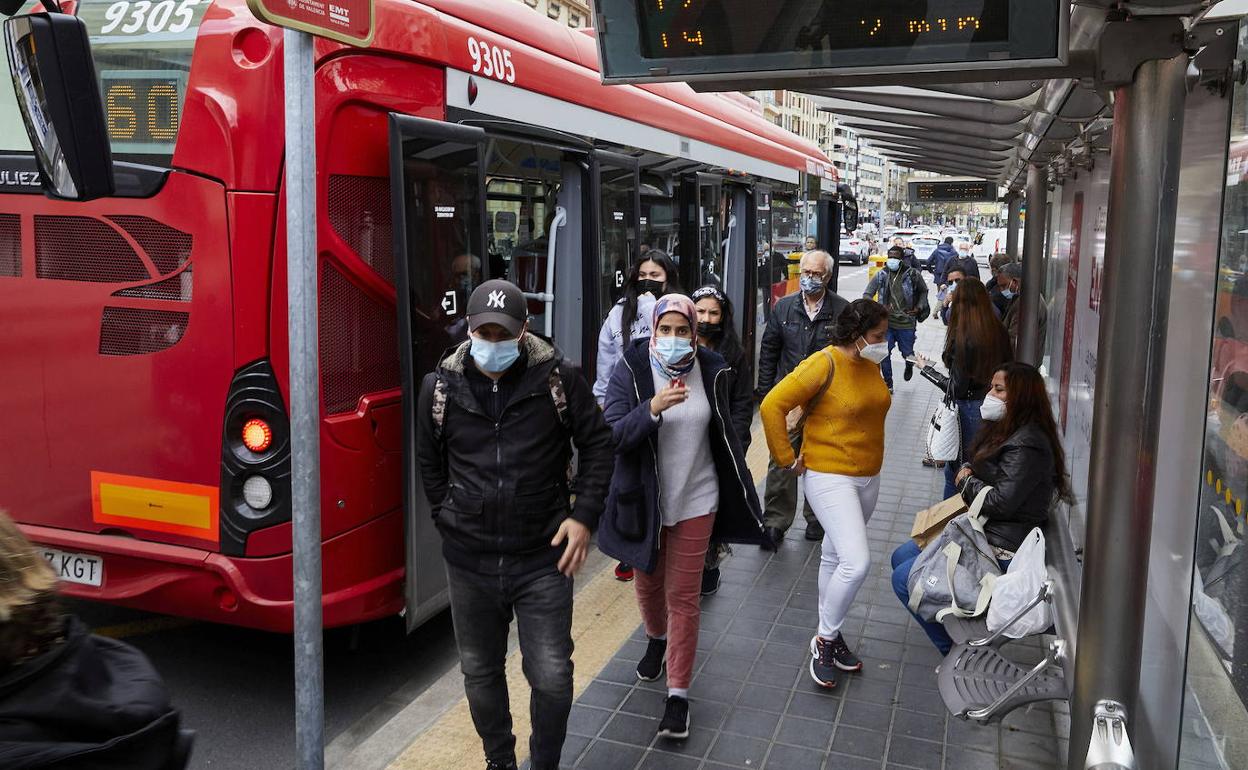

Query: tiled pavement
(557, 318), (1067, 770)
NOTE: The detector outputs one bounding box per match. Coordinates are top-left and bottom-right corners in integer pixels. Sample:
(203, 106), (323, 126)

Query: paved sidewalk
(554, 318), (1067, 770)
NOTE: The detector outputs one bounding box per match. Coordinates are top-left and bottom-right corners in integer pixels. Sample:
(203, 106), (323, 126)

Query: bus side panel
(228, 192), (277, 369)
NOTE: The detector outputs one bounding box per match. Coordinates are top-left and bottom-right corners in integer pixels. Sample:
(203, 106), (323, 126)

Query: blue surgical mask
(799, 275), (824, 295)
(1002, 289), (1016, 300)
(886, 258), (901, 271)
(654, 336), (694, 365)
(470, 335), (521, 373)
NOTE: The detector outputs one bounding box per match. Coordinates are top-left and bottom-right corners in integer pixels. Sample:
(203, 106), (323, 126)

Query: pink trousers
(634, 512), (715, 690)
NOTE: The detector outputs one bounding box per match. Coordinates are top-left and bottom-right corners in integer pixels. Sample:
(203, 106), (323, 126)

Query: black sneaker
(805, 520), (825, 541)
(636, 637), (667, 681)
(904, 361), (914, 381)
(811, 633), (863, 672)
(701, 566), (720, 596)
(485, 760), (518, 770)
(809, 636), (839, 689)
(657, 695), (690, 739)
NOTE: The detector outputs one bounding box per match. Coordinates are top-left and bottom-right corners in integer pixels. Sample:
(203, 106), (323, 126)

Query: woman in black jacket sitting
(891, 362), (1071, 653)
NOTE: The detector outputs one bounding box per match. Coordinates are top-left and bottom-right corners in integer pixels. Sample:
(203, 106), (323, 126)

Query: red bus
(0, 0), (843, 632)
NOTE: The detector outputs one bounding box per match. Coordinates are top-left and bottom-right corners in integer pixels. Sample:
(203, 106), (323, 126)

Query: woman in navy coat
(598, 293), (766, 742)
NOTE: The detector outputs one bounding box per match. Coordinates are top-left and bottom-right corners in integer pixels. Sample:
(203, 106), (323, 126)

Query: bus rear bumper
(19, 512), (406, 633)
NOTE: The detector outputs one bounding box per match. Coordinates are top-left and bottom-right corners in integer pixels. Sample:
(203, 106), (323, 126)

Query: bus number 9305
(467, 38), (516, 84)
(99, 0), (205, 36)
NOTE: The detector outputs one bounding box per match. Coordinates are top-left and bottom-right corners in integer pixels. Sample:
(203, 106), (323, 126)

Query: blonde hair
(0, 511), (62, 669)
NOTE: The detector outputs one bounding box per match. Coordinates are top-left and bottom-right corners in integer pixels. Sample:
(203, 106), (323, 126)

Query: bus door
(754, 185), (774, 375)
(695, 174), (724, 288)
(390, 115), (487, 629)
(589, 151), (640, 369)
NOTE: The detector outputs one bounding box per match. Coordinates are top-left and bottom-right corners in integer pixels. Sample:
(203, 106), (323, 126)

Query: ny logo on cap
(487, 290), (507, 309)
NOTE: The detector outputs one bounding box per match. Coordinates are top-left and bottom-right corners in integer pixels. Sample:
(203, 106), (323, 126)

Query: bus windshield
(0, 0), (212, 163)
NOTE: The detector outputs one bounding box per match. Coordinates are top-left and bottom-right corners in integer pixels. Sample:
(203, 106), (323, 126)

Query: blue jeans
(891, 540), (1011, 656)
(891, 540), (954, 655)
(447, 563), (574, 770)
(943, 398), (984, 498)
(881, 326), (917, 387)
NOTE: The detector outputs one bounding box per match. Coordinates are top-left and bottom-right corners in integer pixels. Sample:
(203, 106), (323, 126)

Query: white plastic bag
(926, 397), (961, 462)
(986, 527), (1051, 638)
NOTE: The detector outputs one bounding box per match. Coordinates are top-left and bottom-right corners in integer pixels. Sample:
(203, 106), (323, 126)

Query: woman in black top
(691, 285), (754, 596)
(892, 362), (1071, 653)
(915, 278), (1013, 497)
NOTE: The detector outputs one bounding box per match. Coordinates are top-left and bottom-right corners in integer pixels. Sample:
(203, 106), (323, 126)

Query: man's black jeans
(446, 562), (574, 770)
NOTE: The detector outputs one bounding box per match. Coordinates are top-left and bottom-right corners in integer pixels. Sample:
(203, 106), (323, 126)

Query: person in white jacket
(593, 249), (682, 583)
(593, 250), (683, 405)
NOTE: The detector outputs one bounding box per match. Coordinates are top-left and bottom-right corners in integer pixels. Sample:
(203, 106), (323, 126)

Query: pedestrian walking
(926, 236), (958, 277)
(756, 249), (849, 546)
(1000, 262), (1049, 355)
(415, 280), (614, 770)
(915, 278), (1013, 494)
(863, 247), (929, 392)
(891, 363), (1071, 653)
(598, 294), (767, 740)
(594, 249), (682, 582)
(759, 299), (893, 689)
(691, 285), (754, 595)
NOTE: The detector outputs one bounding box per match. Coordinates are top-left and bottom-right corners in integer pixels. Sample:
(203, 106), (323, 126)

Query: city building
(514, 0), (592, 28)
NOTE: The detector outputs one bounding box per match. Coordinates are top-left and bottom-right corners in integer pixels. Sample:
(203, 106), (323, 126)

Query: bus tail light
(220, 360), (291, 556)
(242, 419), (273, 453)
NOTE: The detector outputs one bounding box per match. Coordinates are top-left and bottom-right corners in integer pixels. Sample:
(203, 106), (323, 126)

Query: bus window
(756, 188), (773, 325)
(640, 175), (678, 258)
(77, 0), (214, 165)
(596, 155), (639, 320)
(698, 180), (722, 287)
(484, 137), (569, 334)
(0, 43), (31, 153)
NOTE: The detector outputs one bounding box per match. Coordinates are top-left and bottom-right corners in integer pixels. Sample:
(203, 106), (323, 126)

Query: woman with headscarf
(598, 294), (768, 741)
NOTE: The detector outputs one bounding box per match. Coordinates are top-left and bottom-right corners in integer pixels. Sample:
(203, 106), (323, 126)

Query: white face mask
(857, 337), (888, 364)
(980, 394), (1007, 421)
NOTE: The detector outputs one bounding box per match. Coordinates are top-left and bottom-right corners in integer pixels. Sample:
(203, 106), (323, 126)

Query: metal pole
(1017, 165), (1049, 365)
(284, 28), (324, 770)
(1068, 53), (1188, 768)
(1006, 192), (1022, 259)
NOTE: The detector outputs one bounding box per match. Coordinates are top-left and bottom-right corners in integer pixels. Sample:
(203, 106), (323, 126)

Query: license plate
(41, 548), (104, 587)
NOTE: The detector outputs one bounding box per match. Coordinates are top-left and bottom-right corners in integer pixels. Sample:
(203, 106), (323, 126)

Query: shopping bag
(926, 395), (961, 462)
(986, 527), (1051, 637)
(906, 487), (1001, 623)
(910, 494), (967, 548)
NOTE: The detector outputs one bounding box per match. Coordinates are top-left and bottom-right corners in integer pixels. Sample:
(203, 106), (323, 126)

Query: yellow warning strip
(387, 418), (770, 770)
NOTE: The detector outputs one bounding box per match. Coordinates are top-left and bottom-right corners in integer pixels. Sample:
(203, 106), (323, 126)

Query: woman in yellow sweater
(760, 298), (892, 689)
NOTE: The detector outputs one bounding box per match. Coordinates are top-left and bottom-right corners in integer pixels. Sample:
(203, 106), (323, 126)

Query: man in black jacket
(756, 249), (849, 545)
(416, 280), (613, 770)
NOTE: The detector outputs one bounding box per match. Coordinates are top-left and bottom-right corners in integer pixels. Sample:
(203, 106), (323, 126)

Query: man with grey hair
(1001, 261), (1048, 355)
(756, 249), (848, 545)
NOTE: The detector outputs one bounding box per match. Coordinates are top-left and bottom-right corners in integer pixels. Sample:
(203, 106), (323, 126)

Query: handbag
(986, 527), (1051, 637)
(786, 348), (836, 435)
(910, 493), (967, 548)
(925, 352), (961, 462)
(906, 486), (1002, 623)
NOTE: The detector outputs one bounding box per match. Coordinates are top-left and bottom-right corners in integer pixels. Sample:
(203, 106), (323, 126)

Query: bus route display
(595, 0), (1066, 84)
(908, 180), (998, 203)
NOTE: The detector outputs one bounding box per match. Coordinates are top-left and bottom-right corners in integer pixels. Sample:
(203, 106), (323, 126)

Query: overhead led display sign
(908, 180), (999, 203)
(594, 0), (1067, 84)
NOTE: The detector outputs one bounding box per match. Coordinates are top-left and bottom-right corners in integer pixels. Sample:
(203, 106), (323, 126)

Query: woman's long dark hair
(970, 362), (1073, 502)
(692, 286), (744, 365)
(829, 299), (889, 346)
(944, 278), (1012, 384)
(620, 249), (682, 347)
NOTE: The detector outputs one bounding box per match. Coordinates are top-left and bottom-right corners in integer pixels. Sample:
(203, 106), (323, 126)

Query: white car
(838, 231), (869, 265)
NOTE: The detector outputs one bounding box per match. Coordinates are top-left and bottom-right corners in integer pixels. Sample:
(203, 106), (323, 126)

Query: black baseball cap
(467, 279), (527, 336)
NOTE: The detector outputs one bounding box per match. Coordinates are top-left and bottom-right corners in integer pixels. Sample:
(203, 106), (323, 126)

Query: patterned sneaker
(809, 636), (839, 689)
(657, 695), (690, 739)
(811, 633), (863, 672)
(636, 637), (667, 681)
(485, 759), (518, 770)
